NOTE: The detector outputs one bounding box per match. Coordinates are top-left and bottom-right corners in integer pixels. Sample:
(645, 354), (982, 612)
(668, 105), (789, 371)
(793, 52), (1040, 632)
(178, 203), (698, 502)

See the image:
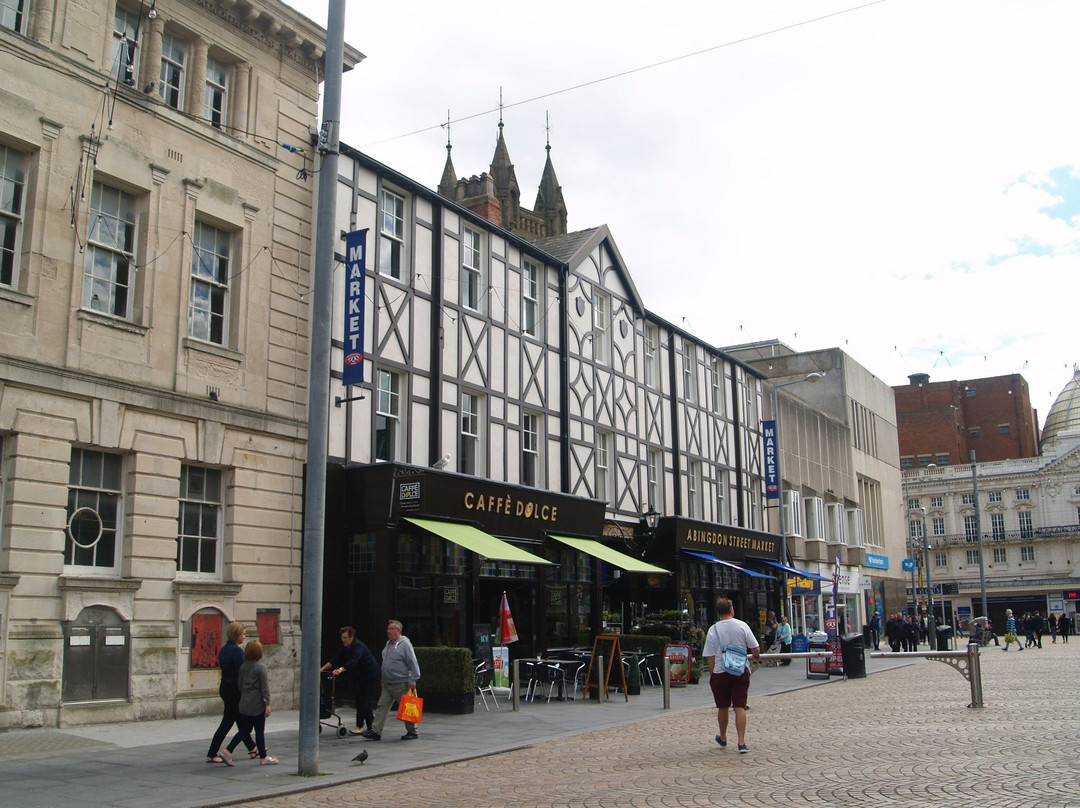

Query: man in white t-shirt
(701, 598), (760, 754)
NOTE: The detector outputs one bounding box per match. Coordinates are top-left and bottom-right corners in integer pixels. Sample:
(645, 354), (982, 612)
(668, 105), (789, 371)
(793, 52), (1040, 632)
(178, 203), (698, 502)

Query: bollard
(968, 642), (983, 708)
(597, 655), (606, 703)
(663, 656), (671, 709)
(511, 658), (520, 711)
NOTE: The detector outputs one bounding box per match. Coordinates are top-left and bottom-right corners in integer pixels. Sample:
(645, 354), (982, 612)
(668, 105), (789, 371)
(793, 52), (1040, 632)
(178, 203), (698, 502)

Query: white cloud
(290, 0), (1080, 420)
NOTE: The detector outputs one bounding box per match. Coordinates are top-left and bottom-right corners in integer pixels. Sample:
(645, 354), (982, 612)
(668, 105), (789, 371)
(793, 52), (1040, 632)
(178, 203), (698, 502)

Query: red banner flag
(499, 591), (518, 644)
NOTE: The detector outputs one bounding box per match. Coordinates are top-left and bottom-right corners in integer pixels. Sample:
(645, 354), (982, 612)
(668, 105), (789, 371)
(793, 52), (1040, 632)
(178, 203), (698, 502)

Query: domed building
(1041, 364), (1080, 449)
(899, 367), (1080, 637)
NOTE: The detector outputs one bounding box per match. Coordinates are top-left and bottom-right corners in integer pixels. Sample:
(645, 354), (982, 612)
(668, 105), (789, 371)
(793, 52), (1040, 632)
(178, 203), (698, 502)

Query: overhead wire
(363, 0), (891, 148)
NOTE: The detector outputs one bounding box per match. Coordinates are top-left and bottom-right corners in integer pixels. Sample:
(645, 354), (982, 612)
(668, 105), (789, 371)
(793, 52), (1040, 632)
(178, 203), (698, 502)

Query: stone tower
(438, 119), (567, 242)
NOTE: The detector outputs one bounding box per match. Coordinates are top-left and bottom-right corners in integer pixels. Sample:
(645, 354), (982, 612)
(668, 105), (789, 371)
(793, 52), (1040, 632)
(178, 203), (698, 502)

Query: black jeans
(353, 675), (378, 730)
(207, 683), (254, 757)
(230, 712), (267, 759)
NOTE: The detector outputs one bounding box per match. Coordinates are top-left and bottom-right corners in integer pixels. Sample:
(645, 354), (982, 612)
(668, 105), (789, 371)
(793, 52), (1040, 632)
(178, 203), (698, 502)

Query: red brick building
(893, 373), (1040, 467)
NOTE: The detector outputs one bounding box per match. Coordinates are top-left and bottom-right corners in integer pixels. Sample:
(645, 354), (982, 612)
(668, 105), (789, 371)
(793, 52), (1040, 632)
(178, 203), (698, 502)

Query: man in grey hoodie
(364, 619), (422, 741)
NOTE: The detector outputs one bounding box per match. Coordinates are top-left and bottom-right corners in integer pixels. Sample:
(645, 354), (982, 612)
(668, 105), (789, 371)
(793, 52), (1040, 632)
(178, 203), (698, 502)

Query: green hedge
(413, 647), (474, 714)
(414, 647), (473, 694)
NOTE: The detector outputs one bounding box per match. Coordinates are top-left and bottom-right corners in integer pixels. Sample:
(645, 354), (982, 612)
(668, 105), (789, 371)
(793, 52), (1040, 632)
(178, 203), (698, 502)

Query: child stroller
(319, 671), (349, 738)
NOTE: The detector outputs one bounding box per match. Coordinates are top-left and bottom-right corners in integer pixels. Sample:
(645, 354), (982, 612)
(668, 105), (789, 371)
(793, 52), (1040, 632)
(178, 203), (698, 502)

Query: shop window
(348, 532), (376, 573)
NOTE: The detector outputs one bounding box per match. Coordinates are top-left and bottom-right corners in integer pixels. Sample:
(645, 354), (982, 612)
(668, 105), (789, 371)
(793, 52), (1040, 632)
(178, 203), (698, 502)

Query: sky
(287, 0), (1079, 424)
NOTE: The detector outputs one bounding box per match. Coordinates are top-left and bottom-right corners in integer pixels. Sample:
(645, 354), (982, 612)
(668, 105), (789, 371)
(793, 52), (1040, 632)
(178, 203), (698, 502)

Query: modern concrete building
(0, 0), (360, 727)
(726, 341), (907, 636)
(899, 366), (1080, 630)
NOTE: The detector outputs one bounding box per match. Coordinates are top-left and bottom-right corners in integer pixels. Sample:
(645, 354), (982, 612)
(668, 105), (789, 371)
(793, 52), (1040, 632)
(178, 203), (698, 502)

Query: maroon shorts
(710, 669), (751, 709)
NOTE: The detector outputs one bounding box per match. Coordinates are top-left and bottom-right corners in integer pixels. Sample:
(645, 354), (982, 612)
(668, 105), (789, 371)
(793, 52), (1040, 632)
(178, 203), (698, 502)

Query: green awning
(403, 517), (553, 565)
(550, 535), (670, 574)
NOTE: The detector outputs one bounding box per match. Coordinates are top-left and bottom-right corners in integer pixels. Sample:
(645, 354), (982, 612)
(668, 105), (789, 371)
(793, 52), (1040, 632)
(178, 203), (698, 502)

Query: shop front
(324, 464), (646, 661)
(636, 517), (783, 638)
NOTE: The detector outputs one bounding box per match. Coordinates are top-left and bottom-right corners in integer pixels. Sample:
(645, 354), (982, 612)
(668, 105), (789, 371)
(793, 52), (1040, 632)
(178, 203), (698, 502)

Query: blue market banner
(343, 229), (367, 386)
(762, 420), (779, 499)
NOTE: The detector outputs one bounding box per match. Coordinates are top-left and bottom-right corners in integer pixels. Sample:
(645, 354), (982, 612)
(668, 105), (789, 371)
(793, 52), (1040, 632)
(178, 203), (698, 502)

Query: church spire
(438, 109), (458, 198)
(488, 89), (520, 230)
(534, 112), (567, 237)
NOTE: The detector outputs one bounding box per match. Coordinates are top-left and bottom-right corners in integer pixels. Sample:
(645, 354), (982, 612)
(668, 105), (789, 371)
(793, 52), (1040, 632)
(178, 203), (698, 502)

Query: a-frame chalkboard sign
(584, 635), (628, 702)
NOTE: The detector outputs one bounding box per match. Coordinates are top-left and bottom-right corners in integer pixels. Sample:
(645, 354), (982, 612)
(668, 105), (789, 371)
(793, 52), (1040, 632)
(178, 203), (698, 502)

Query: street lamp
(769, 371), (824, 622)
(970, 451), (989, 620)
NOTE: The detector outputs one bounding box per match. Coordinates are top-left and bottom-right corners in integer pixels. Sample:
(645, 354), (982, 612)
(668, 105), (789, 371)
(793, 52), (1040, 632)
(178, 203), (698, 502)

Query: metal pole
(511, 659), (520, 711)
(662, 656), (671, 709)
(772, 385), (790, 619)
(967, 642), (984, 708)
(924, 538), (936, 649)
(971, 451), (989, 620)
(908, 534), (918, 629)
(297, 0), (344, 778)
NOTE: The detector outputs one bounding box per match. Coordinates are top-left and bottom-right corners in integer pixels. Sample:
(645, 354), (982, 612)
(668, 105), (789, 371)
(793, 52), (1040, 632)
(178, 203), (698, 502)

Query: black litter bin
(936, 624), (953, 651)
(839, 632), (866, 678)
(862, 624), (872, 648)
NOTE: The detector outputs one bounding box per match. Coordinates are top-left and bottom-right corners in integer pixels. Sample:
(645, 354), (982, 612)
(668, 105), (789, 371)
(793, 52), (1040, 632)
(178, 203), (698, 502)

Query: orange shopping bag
(395, 687), (423, 724)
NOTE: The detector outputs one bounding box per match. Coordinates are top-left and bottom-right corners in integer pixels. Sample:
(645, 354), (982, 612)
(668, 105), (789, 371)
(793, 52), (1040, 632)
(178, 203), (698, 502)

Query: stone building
(0, 0), (360, 727)
(899, 366), (1080, 630)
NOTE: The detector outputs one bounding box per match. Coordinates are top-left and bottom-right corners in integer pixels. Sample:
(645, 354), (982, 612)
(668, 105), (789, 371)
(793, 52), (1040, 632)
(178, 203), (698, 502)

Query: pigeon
(351, 749), (369, 764)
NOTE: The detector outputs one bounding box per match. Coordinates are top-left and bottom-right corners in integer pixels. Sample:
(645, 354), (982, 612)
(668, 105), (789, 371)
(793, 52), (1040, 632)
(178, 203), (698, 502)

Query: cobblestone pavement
(229, 642), (1080, 808)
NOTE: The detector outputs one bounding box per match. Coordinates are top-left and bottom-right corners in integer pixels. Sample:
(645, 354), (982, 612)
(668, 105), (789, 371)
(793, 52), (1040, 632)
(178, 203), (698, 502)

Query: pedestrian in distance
(1002, 609), (1024, 652)
(776, 615), (793, 665)
(321, 625), (380, 736)
(365, 619), (422, 741)
(869, 611), (881, 650)
(205, 622), (256, 764)
(1058, 612), (1071, 644)
(222, 639), (277, 765)
(1048, 612), (1058, 644)
(702, 598), (760, 754)
(904, 615), (919, 652)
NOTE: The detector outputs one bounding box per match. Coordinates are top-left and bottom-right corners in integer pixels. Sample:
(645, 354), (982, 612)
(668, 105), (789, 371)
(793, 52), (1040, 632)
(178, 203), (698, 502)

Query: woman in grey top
(222, 639), (277, 765)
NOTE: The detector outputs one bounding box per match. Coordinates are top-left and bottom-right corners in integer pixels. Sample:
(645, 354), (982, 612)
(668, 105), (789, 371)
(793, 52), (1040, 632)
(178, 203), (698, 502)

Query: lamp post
(769, 372), (824, 624)
(971, 451), (989, 619)
(918, 507), (936, 649)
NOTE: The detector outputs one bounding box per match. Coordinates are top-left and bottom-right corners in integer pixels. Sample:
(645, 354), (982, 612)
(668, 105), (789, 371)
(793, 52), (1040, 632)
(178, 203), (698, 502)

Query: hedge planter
(413, 646), (475, 715)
